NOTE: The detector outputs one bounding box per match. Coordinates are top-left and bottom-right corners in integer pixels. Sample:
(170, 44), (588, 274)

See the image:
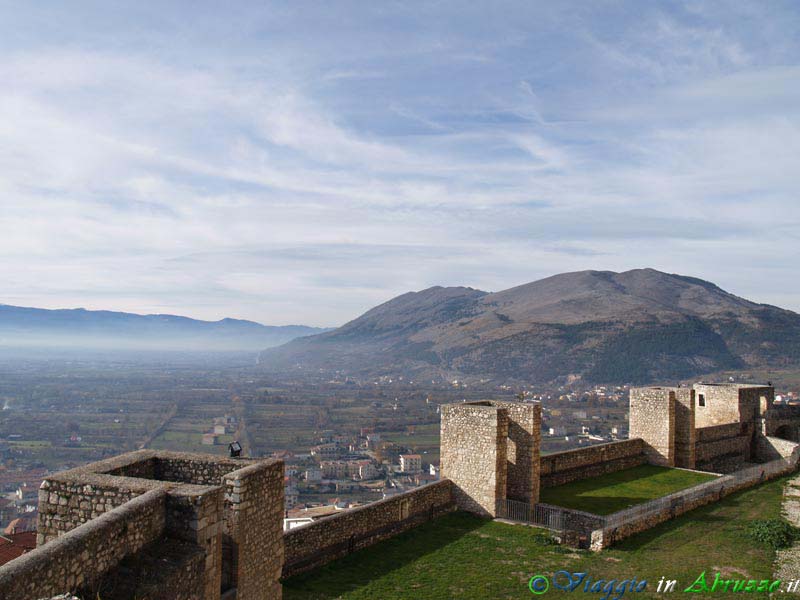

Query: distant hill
(0, 304), (328, 352)
(259, 269), (800, 384)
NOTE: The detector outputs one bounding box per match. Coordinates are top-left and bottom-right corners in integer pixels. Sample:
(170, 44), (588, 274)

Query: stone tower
(629, 386), (695, 468)
(440, 400), (541, 517)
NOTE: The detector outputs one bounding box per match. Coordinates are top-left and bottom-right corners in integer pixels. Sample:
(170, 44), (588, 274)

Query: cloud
(0, 2), (799, 325)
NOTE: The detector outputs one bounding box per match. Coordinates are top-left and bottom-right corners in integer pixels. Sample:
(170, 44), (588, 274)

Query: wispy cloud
(0, 1), (798, 325)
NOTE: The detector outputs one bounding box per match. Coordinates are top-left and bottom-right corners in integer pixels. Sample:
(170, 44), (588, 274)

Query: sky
(1, 1), (799, 327)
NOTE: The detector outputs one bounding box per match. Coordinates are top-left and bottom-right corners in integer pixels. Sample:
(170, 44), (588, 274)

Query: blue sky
(1, 1), (799, 326)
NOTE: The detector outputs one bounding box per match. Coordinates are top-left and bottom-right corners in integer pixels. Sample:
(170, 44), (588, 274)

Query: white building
(399, 454), (422, 473)
(304, 467), (322, 482)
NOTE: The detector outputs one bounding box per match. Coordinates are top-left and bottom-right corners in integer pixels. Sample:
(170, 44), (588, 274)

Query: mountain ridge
(259, 269), (800, 384)
(0, 303), (329, 352)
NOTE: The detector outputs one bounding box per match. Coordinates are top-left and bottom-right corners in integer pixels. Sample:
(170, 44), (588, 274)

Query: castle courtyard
(538, 464), (717, 515)
(283, 477), (788, 600)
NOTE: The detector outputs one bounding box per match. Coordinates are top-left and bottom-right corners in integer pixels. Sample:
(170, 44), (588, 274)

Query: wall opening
(774, 425), (797, 442)
(399, 499), (410, 520)
(698, 394), (706, 407)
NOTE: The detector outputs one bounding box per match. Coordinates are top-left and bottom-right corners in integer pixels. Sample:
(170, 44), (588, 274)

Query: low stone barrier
(0, 488), (168, 600)
(540, 439), (646, 488)
(36, 473), (162, 545)
(282, 480), (455, 578)
(591, 442), (800, 550)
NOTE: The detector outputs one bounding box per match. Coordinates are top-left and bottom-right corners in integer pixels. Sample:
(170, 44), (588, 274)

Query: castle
(1, 383), (799, 599)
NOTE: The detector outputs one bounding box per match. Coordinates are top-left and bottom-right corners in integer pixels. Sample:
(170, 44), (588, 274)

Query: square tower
(693, 383), (774, 428)
(440, 400), (540, 516)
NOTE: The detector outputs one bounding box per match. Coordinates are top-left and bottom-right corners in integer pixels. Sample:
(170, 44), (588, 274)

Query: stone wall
(763, 405), (800, 441)
(539, 439), (646, 488)
(441, 403), (508, 516)
(629, 388), (675, 466)
(93, 538), (206, 600)
(592, 443), (800, 550)
(157, 453), (258, 486)
(163, 486), (225, 600)
(694, 423), (751, 473)
(491, 401), (541, 504)
(0, 489), (168, 600)
(693, 384), (741, 427)
(755, 435), (800, 461)
(283, 480), (455, 578)
(693, 383), (773, 428)
(26, 450), (285, 600)
(223, 460), (284, 600)
(37, 473), (162, 545)
(674, 388), (696, 469)
(695, 422), (743, 442)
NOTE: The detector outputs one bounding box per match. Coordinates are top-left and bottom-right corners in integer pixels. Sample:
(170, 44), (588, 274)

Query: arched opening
(774, 424), (797, 442)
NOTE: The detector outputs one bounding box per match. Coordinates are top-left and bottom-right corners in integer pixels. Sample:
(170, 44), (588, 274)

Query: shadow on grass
(282, 512), (487, 599)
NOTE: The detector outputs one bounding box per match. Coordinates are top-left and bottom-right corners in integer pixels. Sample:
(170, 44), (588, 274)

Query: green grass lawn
(283, 476), (787, 599)
(539, 465), (718, 515)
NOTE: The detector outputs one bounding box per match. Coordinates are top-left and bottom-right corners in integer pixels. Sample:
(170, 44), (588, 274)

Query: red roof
(0, 531), (36, 566)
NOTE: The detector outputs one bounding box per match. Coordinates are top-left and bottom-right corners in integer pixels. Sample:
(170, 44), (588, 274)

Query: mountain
(0, 304), (328, 352)
(258, 269), (800, 384)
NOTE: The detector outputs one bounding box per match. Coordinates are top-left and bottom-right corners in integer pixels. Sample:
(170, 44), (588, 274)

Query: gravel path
(774, 474), (800, 585)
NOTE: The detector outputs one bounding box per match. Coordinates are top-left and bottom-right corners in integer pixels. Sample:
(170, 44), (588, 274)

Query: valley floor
(283, 476), (787, 599)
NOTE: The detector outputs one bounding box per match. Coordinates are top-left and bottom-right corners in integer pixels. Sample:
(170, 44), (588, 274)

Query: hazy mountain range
(259, 269), (800, 384)
(0, 304), (327, 352)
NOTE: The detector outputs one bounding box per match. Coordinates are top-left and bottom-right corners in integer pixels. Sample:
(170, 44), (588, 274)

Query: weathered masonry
(3, 386), (800, 598)
(440, 384), (800, 549)
(440, 400), (541, 516)
(630, 383), (798, 473)
(0, 451), (284, 600)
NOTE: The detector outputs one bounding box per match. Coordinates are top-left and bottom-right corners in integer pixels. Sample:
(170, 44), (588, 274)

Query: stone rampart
(694, 423), (751, 473)
(592, 442), (800, 550)
(0, 488), (168, 600)
(223, 460), (285, 600)
(282, 480), (455, 578)
(539, 439), (646, 488)
(17, 450), (284, 600)
(695, 422), (743, 442)
(37, 473), (163, 545)
(491, 400), (541, 503)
